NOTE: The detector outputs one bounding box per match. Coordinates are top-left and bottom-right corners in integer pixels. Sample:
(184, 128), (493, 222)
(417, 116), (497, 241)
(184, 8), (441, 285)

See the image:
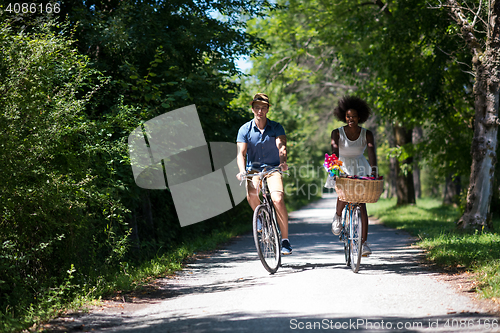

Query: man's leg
(266, 172), (288, 238)
(246, 174), (260, 210)
(271, 190), (292, 255)
(270, 191), (288, 239)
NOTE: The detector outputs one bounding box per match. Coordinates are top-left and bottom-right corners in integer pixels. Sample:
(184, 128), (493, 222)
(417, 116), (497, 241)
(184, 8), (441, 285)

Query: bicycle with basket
(324, 153), (383, 273)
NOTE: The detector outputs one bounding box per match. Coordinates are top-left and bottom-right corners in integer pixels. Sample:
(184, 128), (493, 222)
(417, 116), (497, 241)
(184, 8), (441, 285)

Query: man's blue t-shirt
(236, 119), (285, 171)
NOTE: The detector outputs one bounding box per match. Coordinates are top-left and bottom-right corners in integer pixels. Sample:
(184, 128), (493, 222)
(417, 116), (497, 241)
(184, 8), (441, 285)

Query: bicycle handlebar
(238, 166), (287, 186)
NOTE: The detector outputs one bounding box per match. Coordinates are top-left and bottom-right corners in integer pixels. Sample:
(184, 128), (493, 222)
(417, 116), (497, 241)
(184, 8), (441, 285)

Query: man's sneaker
(362, 242), (372, 256)
(256, 218), (262, 232)
(281, 239), (292, 255)
(331, 215), (342, 235)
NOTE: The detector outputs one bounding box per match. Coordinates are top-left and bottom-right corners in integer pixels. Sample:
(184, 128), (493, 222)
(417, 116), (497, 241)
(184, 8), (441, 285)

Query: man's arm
(236, 142), (247, 180)
(276, 135), (288, 171)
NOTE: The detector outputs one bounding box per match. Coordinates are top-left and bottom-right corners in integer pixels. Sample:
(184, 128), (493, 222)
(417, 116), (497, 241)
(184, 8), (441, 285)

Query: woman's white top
(338, 126), (371, 176)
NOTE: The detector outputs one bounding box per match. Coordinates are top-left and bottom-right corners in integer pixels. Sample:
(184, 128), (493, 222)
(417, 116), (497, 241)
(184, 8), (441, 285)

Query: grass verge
(1, 216), (253, 333)
(368, 198), (500, 300)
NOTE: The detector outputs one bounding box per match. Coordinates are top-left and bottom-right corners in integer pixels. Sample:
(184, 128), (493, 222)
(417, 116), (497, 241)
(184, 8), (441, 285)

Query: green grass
(111, 222), (252, 292)
(368, 198), (500, 299)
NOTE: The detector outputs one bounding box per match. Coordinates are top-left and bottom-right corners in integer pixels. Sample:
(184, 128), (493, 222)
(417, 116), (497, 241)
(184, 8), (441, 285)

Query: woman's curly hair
(333, 96), (371, 124)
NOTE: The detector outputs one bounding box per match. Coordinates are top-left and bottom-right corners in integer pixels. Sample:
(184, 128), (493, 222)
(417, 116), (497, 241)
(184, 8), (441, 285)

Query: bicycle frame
(241, 167), (284, 274)
(250, 168), (283, 241)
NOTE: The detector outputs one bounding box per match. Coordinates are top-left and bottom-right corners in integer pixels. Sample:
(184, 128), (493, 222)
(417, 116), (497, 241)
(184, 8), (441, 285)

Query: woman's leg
(332, 198), (347, 235)
(336, 198), (347, 216)
(360, 203), (368, 243)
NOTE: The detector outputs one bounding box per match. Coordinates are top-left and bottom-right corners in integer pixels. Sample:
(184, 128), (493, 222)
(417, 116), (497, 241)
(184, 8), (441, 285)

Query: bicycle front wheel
(253, 204), (281, 274)
(342, 207), (350, 266)
(349, 205), (363, 273)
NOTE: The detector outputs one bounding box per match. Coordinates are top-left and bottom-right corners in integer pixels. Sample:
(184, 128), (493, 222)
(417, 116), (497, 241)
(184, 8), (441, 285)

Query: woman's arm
(366, 129), (378, 176)
(331, 129), (340, 156)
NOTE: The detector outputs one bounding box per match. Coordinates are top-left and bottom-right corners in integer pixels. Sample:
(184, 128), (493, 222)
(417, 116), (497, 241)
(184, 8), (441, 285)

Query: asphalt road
(58, 193), (500, 332)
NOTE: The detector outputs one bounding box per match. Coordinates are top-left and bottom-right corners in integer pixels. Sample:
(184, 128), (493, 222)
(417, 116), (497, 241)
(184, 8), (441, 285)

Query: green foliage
(318, 0), (474, 175)
(0, 18), (132, 327)
(1, 0), (274, 330)
(244, 0), (476, 202)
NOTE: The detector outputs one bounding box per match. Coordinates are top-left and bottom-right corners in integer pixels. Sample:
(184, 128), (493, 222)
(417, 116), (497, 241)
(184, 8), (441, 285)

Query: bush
(0, 19), (129, 325)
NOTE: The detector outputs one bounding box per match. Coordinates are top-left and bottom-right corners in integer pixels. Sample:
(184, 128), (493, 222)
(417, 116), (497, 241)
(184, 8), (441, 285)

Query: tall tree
(0, 0), (276, 324)
(0, 18), (124, 318)
(413, 127), (424, 199)
(48, 0), (275, 250)
(443, 0), (500, 228)
(245, 0), (475, 206)
(319, 0), (474, 205)
(394, 123), (416, 204)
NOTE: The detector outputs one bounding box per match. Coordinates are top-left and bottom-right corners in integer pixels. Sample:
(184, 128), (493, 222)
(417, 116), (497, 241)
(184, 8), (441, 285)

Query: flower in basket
(323, 153), (344, 177)
(346, 175), (384, 180)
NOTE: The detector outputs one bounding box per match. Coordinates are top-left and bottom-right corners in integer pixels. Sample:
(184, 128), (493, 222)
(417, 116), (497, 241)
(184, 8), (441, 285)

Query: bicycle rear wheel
(253, 204), (281, 274)
(349, 205), (363, 273)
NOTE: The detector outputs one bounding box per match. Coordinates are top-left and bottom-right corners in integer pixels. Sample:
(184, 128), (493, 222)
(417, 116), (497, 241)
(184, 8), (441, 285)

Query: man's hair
(333, 96), (371, 124)
(250, 93), (271, 106)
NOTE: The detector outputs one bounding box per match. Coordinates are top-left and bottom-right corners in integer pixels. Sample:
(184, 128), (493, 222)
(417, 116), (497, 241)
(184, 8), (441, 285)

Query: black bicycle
(240, 166), (283, 274)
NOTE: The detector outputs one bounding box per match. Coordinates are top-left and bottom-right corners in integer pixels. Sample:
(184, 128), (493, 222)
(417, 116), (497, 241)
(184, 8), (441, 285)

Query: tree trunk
(443, 175), (461, 206)
(142, 190), (156, 239)
(385, 121), (397, 199)
(129, 208), (141, 253)
(452, 1), (500, 229)
(413, 127), (423, 199)
(394, 123), (416, 205)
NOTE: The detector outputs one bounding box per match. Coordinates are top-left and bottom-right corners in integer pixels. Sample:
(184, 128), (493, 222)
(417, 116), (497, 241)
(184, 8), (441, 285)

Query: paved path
(62, 193), (500, 332)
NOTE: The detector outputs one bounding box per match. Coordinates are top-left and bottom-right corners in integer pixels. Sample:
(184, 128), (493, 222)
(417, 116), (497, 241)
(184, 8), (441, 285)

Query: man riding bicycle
(236, 93), (292, 255)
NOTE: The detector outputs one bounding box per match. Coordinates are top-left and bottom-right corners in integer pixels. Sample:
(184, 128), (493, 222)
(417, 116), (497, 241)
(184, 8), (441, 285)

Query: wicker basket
(335, 177), (384, 203)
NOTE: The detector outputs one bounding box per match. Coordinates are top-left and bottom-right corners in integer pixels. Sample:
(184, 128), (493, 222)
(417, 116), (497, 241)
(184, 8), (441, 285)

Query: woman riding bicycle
(330, 96), (378, 256)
